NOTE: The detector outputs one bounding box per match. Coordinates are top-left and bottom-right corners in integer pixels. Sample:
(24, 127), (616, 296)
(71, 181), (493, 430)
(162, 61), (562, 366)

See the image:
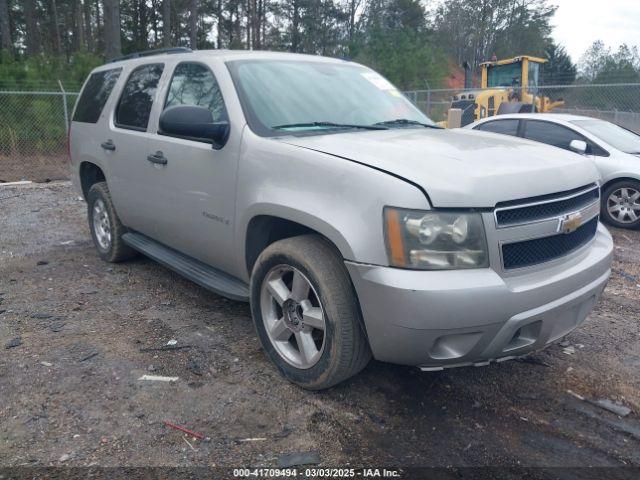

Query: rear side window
(116, 63), (164, 131)
(73, 68), (122, 123)
(475, 119), (519, 137)
(165, 62), (227, 122)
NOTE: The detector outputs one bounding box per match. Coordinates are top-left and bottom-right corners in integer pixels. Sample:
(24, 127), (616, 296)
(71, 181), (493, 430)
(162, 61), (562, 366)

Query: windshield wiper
(272, 121), (388, 131)
(374, 119), (442, 129)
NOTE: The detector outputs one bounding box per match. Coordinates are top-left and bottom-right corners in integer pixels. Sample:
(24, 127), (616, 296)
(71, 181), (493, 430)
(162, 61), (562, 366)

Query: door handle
(147, 151), (168, 165)
(100, 140), (116, 151)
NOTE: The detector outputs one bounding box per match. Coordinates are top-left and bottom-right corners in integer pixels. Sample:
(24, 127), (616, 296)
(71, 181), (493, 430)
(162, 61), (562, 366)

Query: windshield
(487, 62), (521, 88)
(572, 119), (640, 154)
(227, 59), (434, 136)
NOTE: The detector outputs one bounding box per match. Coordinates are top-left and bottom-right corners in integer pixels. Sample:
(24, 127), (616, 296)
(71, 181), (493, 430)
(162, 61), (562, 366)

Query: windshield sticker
(361, 72), (395, 91)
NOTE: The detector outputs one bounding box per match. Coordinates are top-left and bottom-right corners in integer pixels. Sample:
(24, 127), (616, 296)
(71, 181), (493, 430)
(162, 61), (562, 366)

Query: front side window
(523, 120), (606, 156)
(73, 68), (122, 123)
(475, 119), (519, 137)
(227, 59), (434, 136)
(116, 63), (164, 131)
(165, 62), (227, 122)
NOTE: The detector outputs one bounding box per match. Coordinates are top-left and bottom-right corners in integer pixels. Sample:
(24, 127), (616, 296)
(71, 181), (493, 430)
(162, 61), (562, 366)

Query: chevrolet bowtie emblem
(559, 212), (583, 234)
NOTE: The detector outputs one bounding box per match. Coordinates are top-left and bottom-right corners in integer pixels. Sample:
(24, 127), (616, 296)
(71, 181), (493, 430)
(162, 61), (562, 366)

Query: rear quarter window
(73, 68), (122, 123)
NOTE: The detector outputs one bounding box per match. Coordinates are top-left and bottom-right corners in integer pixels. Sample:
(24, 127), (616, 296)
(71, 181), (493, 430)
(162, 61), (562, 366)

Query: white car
(467, 113), (640, 229)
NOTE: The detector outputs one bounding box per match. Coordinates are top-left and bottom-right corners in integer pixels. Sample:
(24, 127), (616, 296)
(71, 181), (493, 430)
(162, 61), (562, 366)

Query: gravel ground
(1, 181), (639, 469)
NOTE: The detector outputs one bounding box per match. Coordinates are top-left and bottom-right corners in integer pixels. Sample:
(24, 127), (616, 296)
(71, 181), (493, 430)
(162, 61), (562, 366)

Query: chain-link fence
(403, 83), (640, 133)
(0, 84), (78, 183)
(1, 82), (640, 182)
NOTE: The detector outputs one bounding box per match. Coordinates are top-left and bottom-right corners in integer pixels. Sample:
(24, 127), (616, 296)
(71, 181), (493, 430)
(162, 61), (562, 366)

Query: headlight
(384, 208), (489, 270)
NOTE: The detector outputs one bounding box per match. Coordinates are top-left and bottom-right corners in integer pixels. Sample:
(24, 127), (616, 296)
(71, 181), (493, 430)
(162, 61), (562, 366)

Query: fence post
(427, 90), (432, 117)
(58, 79), (69, 134)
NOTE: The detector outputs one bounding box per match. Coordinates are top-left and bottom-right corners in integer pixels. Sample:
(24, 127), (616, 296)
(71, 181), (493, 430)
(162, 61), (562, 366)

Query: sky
(551, 0), (640, 63)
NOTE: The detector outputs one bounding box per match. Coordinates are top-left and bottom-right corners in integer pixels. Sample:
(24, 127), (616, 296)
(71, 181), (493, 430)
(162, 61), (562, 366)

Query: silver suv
(70, 48), (613, 389)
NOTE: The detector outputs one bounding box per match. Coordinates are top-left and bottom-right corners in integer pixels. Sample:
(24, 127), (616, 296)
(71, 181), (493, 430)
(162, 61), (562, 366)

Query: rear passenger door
(144, 61), (240, 274)
(106, 63), (165, 238)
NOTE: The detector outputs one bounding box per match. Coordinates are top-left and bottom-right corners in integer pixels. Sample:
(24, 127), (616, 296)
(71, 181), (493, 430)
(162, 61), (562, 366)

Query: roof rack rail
(108, 47), (193, 64)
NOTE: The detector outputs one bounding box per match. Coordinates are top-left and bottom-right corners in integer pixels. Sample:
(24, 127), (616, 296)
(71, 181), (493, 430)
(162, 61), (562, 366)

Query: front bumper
(346, 223), (613, 368)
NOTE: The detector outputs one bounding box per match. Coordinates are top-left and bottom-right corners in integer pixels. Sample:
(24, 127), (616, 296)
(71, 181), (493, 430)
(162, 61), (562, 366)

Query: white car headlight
(384, 208), (489, 270)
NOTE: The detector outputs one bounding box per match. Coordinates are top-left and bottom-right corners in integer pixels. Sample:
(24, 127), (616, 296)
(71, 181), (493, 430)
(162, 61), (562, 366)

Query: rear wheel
(602, 180), (640, 229)
(250, 235), (371, 390)
(87, 182), (137, 262)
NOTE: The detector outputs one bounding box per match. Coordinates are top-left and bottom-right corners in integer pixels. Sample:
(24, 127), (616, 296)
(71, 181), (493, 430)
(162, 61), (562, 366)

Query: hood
(279, 128), (600, 208)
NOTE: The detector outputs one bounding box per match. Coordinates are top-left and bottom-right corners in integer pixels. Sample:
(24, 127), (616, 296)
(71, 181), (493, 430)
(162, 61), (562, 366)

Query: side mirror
(569, 139), (588, 155)
(159, 105), (230, 149)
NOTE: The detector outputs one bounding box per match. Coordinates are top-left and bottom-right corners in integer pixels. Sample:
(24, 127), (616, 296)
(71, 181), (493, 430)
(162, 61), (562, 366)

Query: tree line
(0, 0), (638, 90)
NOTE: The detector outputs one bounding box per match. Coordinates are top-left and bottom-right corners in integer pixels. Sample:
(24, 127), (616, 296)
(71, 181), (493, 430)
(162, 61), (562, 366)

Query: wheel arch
(601, 175), (640, 194)
(79, 161), (106, 200)
(243, 209), (354, 277)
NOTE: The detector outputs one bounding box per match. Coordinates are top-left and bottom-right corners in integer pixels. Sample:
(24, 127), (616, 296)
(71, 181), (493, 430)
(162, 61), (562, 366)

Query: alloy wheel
(607, 187), (640, 224)
(92, 198), (112, 250)
(260, 265), (326, 369)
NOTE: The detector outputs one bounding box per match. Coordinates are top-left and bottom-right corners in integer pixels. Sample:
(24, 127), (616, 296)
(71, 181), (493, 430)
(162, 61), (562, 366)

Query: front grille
(496, 186), (599, 227)
(502, 217), (598, 270)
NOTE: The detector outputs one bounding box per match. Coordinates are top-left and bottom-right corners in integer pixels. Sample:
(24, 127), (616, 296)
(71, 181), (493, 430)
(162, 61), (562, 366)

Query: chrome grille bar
(494, 184), (600, 228)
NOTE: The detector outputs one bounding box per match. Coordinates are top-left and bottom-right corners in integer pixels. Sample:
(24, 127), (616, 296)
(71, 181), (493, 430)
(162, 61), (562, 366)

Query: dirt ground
(1, 181), (639, 470)
(0, 156), (70, 184)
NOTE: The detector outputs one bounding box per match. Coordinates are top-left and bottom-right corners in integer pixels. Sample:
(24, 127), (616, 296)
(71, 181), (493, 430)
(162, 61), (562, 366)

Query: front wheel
(602, 180), (640, 229)
(250, 235), (371, 390)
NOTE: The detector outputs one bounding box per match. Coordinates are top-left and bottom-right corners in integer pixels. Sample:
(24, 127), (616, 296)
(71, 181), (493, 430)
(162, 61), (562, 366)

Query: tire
(87, 182), (137, 262)
(601, 179), (640, 229)
(250, 235), (371, 390)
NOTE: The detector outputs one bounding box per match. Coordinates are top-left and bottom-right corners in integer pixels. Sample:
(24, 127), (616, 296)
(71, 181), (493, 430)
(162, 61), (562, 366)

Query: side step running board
(122, 232), (249, 302)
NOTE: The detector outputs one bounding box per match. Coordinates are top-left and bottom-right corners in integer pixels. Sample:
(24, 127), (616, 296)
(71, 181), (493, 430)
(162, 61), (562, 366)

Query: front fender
(234, 130), (429, 281)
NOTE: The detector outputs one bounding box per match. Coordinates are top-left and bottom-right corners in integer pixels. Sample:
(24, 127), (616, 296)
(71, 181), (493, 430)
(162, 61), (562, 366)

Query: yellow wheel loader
(445, 56), (564, 127)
